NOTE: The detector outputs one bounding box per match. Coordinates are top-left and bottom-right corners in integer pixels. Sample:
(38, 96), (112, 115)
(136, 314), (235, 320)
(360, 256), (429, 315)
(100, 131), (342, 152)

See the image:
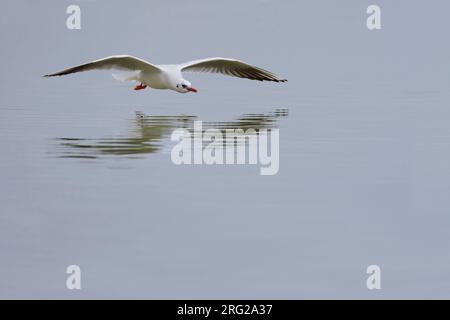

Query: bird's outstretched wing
(179, 57), (287, 83)
(44, 55), (161, 77)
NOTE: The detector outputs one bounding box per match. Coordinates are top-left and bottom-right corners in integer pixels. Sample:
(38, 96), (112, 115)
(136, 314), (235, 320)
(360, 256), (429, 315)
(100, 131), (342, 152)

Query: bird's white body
(147, 65), (184, 90)
(112, 63), (191, 92)
(45, 55), (287, 93)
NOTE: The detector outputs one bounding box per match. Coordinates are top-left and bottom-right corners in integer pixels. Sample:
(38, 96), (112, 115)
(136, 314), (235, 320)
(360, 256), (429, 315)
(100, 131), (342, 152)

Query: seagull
(44, 55), (287, 93)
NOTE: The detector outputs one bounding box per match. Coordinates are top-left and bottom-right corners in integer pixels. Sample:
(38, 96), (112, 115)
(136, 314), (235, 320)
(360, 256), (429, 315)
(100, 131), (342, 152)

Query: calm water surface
(1, 1), (450, 298)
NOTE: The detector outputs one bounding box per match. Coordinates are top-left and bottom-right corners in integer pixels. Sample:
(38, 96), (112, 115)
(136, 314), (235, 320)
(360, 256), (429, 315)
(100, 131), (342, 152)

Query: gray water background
(1, 0), (450, 298)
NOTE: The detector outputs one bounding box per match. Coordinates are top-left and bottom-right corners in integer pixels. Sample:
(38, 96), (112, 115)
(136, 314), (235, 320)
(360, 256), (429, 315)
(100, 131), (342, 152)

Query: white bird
(44, 55), (287, 93)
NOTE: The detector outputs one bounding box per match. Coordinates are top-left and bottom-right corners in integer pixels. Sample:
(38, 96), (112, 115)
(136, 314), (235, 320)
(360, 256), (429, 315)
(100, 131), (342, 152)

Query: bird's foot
(134, 83), (148, 90)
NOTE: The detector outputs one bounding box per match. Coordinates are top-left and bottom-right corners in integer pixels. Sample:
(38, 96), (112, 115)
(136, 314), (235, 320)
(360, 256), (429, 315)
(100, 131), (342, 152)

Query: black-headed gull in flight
(44, 55), (287, 93)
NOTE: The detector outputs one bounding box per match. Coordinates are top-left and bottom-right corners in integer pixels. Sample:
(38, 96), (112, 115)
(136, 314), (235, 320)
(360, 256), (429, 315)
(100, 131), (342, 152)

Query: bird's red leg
(134, 83), (148, 90)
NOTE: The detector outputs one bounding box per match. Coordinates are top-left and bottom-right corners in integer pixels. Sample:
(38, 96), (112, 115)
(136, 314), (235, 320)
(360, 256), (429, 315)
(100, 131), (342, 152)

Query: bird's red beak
(187, 87), (198, 93)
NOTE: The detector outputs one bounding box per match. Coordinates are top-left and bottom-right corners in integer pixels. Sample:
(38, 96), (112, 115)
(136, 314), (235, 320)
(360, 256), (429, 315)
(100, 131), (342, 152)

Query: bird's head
(175, 80), (197, 93)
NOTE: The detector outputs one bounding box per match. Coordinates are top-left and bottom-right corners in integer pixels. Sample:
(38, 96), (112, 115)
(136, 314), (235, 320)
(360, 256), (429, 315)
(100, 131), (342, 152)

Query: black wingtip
(43, 73), (60, 77)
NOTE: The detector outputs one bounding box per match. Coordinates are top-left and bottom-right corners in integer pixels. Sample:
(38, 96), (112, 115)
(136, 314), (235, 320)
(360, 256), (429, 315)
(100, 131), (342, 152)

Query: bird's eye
(181, 84), (187, 88)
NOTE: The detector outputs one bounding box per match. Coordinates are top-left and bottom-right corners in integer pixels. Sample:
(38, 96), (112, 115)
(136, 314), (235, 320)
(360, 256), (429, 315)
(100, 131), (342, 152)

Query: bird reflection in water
(55, 109), (288, 159)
